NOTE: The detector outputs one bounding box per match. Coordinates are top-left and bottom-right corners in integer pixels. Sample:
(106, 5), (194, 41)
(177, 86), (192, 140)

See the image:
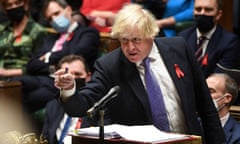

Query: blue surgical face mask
(50, 15), (70, 33)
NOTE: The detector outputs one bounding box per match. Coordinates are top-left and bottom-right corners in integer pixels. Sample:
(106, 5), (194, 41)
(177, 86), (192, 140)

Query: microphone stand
(87, 85), (120, 144)
(99, 106), (105, 144)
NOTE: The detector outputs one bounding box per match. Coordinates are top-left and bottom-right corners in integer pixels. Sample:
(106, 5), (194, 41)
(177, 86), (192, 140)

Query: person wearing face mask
(42, 54), (112, 144)
(11, 0), (100, 114)
(0, 0), (47, 80)
(206, 73), (240, 144)
(178, 0), (240, 78)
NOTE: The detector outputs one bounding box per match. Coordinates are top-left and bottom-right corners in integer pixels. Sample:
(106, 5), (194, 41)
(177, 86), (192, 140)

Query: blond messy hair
(111, 3), (159, 39)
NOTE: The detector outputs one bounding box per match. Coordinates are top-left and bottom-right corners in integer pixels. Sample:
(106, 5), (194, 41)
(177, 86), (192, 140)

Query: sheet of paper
(75, 124), (188, 143)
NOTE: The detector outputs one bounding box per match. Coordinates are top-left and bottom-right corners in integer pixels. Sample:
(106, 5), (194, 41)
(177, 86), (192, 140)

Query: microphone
(87, 85), (120, 118)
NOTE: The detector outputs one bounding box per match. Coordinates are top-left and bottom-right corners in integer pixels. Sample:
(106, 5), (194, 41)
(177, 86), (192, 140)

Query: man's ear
(215, 9), (222, 22)
(224, 93), (233, 104)
(85, 72), (92, 82)
(66, 6), (72, 14)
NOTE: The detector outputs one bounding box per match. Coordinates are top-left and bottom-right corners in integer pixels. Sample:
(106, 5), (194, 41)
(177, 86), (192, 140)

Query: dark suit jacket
(42, 100), (64, 144)
(26, 23), (100, 75)
(224, 116), (240, 144)
(62, 37), (226, 144)
(178, 25), (240, 77)
(42, 99), (112, 144)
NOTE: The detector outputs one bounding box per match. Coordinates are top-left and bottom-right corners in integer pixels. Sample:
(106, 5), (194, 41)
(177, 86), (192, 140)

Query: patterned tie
(58, 116), (72, 144)
(195, 36), (207, 62)
(143, 57), (170, 131)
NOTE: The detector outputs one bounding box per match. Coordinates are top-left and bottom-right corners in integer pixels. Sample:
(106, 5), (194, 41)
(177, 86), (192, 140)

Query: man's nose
(127, 41), (136, 50)
(199, 9), (206, 15)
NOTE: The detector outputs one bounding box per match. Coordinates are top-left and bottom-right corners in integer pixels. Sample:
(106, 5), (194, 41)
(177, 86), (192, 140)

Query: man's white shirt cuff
(60, 82), (76, 99)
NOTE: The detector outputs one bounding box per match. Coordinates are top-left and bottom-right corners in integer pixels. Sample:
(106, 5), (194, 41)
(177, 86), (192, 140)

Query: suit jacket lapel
(52, 103), (65, 133)
(120, 54), (152, 120)
(190, 31), (198, 52)
(223, 116), (234, 142)
(205, 25), (221, 57)
(154, 39), (186, 101)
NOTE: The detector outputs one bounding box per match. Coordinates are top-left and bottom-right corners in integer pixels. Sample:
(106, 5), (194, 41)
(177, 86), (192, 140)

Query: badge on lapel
(174, 64), (184, 79)
(67, 32), (74, 41)
(201, 54), (208, 66)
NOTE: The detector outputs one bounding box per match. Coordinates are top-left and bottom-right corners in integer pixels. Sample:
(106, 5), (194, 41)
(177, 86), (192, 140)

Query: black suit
(62, 37), (226, 144)
(178, 25), (240, 77)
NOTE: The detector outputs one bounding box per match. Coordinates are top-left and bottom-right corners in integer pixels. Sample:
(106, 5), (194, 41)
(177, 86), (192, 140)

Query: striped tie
(195, 36), (207, 62)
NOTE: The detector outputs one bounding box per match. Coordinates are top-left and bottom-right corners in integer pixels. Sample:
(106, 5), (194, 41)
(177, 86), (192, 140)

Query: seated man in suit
(206, 73), (240, 144)
(12, 0), (100, 113)
(55, 4), (225, 144)
(42, 55), (111, 144)
(178, 0), (240, 78)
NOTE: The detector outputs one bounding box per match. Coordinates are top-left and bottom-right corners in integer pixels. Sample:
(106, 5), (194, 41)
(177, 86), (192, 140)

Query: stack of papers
(73, 124), (189, 143)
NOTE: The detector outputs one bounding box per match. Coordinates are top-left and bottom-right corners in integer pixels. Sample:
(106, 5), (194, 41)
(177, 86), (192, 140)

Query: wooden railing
(230, 105), (240, 121)
(0, 81), (22, 110)
(99, 32), (120, 56)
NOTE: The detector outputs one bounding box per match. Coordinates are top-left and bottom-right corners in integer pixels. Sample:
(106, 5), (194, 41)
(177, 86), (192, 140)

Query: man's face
(44, 1), (71, 23)
(206, 75), (225, 99)
(119, 27), (154, 63)
(61, 60), (90, 82)
(194, 0), (222, 23)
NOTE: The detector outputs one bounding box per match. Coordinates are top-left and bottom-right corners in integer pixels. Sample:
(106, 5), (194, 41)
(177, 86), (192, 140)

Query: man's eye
(133, 38), (142, 43)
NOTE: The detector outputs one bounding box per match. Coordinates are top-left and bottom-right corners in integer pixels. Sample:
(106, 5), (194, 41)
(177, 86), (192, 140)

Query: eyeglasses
(119, 37), (142, 45)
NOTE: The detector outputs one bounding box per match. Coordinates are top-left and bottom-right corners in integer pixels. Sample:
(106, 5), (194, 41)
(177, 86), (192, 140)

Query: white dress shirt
(196, 25), (216, 57)
(136, 42), (187, 133)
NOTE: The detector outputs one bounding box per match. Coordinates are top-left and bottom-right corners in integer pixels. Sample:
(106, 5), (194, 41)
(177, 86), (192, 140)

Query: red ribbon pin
(174, 64), (184, 79)
(201, 54), (208, 66)
(67, 32), (74, 41)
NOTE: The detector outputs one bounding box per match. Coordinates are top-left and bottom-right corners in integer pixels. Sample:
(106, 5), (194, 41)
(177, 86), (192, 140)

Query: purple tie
(143, 57), (170, 131)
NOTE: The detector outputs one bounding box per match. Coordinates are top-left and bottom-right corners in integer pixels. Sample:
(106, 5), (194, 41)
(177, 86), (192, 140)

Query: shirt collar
(67, 22), (78, 33)
(221, 112), (230, 127)
(136, 42), (158, 67)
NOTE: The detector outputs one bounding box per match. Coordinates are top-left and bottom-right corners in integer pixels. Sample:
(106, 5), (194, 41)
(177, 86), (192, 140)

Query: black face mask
(75, 78), (86, 89)
(194, 15), (215, 33)
(6, 5), (26, 23)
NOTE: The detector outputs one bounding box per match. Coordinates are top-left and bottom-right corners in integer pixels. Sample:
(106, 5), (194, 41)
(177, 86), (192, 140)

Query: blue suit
(62, 37), (226, 144)
(178, 25), (240, 77)
(224, 116), (240, 144)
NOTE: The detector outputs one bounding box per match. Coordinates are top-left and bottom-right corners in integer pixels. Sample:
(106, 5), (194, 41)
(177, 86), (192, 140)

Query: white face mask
(213, 94), (227, 111)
